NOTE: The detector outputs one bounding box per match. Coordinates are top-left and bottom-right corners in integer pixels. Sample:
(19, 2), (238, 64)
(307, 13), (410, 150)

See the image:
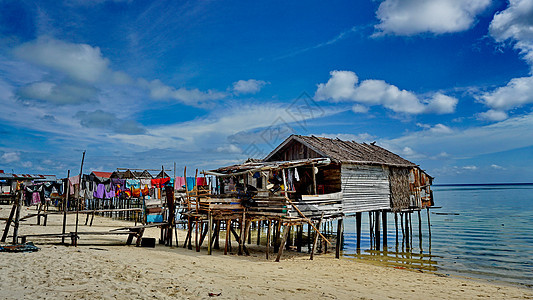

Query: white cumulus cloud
(315, 70), (458, 114)
(14, 37), (111, 83)
(375, 0), (491, 36)
(232, 79), (268, 95)
(478, 1), (533, 120)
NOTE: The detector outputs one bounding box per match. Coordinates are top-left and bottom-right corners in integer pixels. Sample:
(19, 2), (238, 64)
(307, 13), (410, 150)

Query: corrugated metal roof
(264, 135), (417, 167)
(91, 171), (113, 178)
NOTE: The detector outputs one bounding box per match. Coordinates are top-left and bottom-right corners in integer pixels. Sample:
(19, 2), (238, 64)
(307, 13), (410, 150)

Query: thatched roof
(265, 135), (417, 167)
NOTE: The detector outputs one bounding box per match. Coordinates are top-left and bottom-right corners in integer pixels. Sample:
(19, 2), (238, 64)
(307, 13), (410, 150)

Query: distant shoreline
(433, 182), (533, 187)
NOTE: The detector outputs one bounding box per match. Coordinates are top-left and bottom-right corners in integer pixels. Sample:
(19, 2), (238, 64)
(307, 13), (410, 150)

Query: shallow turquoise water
(341, 184), (533, 287)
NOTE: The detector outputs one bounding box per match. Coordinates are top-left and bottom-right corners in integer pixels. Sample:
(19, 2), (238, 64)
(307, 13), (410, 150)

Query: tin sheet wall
(341, 164), (391, 214)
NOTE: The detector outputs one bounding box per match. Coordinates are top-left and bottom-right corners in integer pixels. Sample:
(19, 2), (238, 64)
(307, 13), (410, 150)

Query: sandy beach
(1, 205), (532, 300)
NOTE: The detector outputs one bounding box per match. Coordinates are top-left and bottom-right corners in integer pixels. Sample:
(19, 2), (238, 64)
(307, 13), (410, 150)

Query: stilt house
(208, 135), (433, 220)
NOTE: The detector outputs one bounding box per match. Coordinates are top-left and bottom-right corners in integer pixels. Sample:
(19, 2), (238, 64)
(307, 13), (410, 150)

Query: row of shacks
(2, 135), (434, 261)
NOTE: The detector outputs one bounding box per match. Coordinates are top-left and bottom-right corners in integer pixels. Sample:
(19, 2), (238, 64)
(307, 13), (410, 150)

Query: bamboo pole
(74, 151), (86, 247)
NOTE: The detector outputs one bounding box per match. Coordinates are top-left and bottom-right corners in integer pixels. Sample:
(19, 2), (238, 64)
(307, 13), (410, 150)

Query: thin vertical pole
(266, 219), (271, 259)
(382, 211), (387, 250)
(335, 218), (344, 259)
(62, 170), (70, 244)
(74, 151), (86, 247)
(418, 210), (423, 252)
(208, 210), (213, 255)
(374, 211), (380, 251)
(355, 212), (361, 251)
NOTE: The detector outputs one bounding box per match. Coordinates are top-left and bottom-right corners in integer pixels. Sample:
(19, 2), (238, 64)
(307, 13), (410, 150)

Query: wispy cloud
(272, 26), (365, 60)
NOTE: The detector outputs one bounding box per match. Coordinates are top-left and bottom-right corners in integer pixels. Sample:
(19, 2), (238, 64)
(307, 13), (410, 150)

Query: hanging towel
(186, 177), (196, 191)
(126, 179), (140, 189)
(175, 177), (186, 190)
(140, 179), (152, 189)
(196, 177), (207, 186)
(32, 192), (41, 205)
(294, 168), (300, 181)
(94, 184), (106, 199)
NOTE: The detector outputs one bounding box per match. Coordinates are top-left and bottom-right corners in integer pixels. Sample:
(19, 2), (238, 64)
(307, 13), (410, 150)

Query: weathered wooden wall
(341, 164), (391, 214)
(267, 140), (322, 161)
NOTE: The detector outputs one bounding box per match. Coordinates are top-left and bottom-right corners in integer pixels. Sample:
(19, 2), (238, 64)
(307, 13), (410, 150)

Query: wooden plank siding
(341, 164), (391, 215)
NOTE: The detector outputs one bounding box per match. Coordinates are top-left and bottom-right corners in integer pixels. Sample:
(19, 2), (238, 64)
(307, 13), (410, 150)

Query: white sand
(1, 205), (532, 299)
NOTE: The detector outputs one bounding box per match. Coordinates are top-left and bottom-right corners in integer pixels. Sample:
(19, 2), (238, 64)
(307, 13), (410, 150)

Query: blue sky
(1, 0), (533, 183)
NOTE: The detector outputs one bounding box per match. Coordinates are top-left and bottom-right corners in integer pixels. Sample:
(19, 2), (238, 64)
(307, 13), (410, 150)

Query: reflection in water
(339, 184), (533, 288)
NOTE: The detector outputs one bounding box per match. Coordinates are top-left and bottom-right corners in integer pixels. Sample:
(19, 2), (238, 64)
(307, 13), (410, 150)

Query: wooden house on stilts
(185, 135), (433, 260)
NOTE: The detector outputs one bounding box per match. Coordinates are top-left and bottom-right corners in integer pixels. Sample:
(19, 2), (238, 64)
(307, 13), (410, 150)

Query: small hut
(263, 135), (433, 215)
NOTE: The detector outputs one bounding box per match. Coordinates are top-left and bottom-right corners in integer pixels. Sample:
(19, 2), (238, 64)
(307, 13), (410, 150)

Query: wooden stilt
(335, 218), (344, 259)
(12, 192), (22, 244)
(382, 211), (387, 250)
(256, 220), (261, 246)
(297, 224), (303, 252)
(208, 211), (213, 255)
(418, 210), (423, 252)
(266, 219), (272, 259)
(395, 212), (399, 250)
(1, 203), (17, 242)
(375, 211), (380, 251)
(369, 211), (374, 248)
(238, 211), (246, 255)
(307, 223), (311, 253)
(310, 213), (324, 260)
(74, 151), (86, 247)
(426, 207), (431, 238)
(355, 212), (361, 251)
(214, 220), (220, 250)
(243, 220), (252, 256)
(405, 213), (410, 250)
(224, 219), (231, 255)
(62, 170), (70, 244)
(285, 225), (292, 250)
(275, 224), (290, 262)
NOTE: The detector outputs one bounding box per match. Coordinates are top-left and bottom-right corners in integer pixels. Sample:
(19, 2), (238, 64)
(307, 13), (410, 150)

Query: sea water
(341, 184), (533, 287)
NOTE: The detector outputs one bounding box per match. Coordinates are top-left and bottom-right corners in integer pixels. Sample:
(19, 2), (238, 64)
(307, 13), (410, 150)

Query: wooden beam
(310, 213), (324, 260)
(335, 218), (344, 259)
(275, 224), (290, 262)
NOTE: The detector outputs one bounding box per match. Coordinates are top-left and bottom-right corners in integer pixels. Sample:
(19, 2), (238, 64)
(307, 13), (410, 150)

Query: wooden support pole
(355, 212), (361, 250)
(382, 211), (387, 250)
(238, 211), (246, 255)
(426, 207), (432, 238)
(62, 170), (70, 244)
(12, 191), (22, 244)
(297, 224), (303, 252)
(244, 220), (252, 255)
(1, 202), (17, 243)
(395, 212), (399, 249)
(214, 220), (220, 250)
(417, 210), (422, 252)
(374, 211), (380, 251)
(404, 212), (410, 250)
(335, 218), (344, 259)
(256, 221), (261, 246)
(310, 213), (324, 260)
(307, 223), (311, 253)
(266, 219), (272, 259)
(275, 224), (290, 262)
(208, 210), (213, 255)
(74, 151), (86, 247)
(224, 219), (231, 255)
(311, 164), (317, 195)
(195, 217), (200, 252)
(369, 211), (373, 247)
